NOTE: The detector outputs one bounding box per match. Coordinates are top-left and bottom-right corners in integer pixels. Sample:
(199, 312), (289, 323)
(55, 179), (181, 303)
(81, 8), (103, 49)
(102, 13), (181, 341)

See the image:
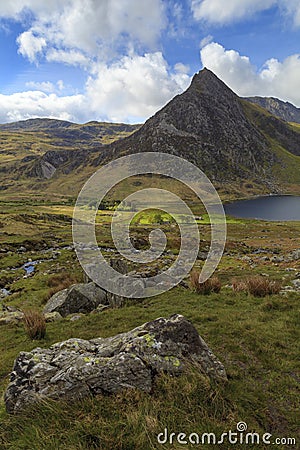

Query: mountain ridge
(245, 96), (300, 124)
(1, 69), (300, 198)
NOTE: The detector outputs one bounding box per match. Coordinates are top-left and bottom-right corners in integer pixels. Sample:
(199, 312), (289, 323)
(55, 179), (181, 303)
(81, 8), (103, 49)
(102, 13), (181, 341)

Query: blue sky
(0, 0), (299, 124)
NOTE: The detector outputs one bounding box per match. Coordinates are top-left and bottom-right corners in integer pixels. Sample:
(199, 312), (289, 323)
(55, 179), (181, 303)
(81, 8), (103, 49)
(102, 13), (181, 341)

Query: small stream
(1, 245), (117, 298)
(22, 261), (39, 275)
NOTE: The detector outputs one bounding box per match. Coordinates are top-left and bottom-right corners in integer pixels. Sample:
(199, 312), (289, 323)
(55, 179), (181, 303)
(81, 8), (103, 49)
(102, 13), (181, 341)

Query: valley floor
(0, 200), (299, 449)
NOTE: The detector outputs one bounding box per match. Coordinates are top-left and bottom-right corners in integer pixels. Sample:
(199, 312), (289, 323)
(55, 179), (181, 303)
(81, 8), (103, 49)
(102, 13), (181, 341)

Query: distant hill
(0, 118), (139, 148)
(245, 96), (300, 124)
(1, 69), (300, 199)
(0, 119), (140, 184)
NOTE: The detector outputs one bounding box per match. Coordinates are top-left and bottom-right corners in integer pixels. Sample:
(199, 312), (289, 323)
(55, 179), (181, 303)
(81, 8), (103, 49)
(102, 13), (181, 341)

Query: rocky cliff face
(245, 96), (300, 124)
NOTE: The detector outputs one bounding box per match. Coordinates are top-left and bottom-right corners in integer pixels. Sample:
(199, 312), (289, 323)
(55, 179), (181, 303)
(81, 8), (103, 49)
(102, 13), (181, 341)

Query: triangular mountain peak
(188, 67), (236, 98)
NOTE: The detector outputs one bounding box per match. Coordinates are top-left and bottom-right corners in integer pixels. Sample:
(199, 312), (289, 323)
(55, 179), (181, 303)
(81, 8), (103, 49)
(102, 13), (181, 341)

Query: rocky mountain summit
(93, 69), (276, 184)
(5, 314), (227, 414)
(245, 96), (300, 124)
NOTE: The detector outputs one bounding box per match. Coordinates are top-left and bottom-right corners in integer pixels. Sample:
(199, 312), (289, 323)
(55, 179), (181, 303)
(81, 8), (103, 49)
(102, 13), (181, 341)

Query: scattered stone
(3, 305), (19, 312)
(91, 304), (110, 314)
(241, 256), (252, 262)
(286, 249), (300, 261)
(270, 255), (284, 263)
(0, 288), (11, 298)
(44, 312), (63, 322)
(197, 251), (208, 261)
(0, 310), (24, 325)
(69, 314), (84, 321)
(260, 256), (270, 261)
(5, 314), (227, 414)
(110, 258), (128, 274)
(291, 279), (300, 289)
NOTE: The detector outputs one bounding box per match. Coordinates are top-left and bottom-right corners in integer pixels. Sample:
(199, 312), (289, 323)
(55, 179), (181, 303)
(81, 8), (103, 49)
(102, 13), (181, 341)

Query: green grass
(0, 289), (299, 449)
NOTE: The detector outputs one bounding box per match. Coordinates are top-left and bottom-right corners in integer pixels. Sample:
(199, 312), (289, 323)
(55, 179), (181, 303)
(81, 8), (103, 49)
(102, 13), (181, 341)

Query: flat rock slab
(5, 314), (227, 414)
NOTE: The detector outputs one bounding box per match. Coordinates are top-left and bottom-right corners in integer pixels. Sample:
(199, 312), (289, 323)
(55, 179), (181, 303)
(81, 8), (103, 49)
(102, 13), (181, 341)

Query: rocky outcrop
(245, 96), (300, 124)
(43, 282), (108, 317)
(44, 258), (130, 316)
(5, 314), (227, 414)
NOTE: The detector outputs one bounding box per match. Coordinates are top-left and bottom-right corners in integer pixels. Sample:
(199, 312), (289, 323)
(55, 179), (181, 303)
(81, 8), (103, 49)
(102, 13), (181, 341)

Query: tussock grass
(23, 309), (46, 340)
(232, 276), (282, 297)
(190, 271), (221, 294)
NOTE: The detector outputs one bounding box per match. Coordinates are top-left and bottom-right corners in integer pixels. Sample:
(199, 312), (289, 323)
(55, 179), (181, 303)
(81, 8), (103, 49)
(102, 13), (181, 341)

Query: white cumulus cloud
(0, 91), (87, 124)
(46, 49), (90, 68)
(0, 52), (191, 124)
(0, 0), (190, 123)
(191, 0), (300, 27)
(191, 0), (276, 24)
(24, 80), (66, 93)
(2, 0), (166, 64)
(17, 30), (46, 62)
(25, 81), (56, 93)
(200, 42), (300, 107)
(85, 52), (191, 122)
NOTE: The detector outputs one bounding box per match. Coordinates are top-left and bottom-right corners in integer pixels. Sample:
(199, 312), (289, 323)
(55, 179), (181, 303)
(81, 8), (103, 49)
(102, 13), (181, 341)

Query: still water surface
(224, 195), (300, 221)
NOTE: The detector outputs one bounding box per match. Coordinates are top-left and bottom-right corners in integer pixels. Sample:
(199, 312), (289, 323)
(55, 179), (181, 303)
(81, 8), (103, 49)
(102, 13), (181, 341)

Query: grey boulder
(43, 282), (108, 317)
(5, 314), (227, 414)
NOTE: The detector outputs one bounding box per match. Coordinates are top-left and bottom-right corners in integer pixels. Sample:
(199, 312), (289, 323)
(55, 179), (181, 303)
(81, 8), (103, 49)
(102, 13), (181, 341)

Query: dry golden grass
(43, 272), (82, 302)
(23, 309), (46, 340)
(232, 275), (281, 297)
(190, 271), (221, 295)
(231, 278), (248, 293)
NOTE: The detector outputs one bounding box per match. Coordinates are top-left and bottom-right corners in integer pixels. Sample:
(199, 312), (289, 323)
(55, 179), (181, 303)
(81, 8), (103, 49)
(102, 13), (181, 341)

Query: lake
(224, 195), (300, 221)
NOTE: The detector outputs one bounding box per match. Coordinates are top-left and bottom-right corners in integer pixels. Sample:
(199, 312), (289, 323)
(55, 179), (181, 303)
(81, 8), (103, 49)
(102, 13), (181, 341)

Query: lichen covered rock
(5, 314), (227, 414)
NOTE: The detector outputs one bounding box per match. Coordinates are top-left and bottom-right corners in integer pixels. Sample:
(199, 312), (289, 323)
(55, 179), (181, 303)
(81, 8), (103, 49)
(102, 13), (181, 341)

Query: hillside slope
(0, 120), (139, 194)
